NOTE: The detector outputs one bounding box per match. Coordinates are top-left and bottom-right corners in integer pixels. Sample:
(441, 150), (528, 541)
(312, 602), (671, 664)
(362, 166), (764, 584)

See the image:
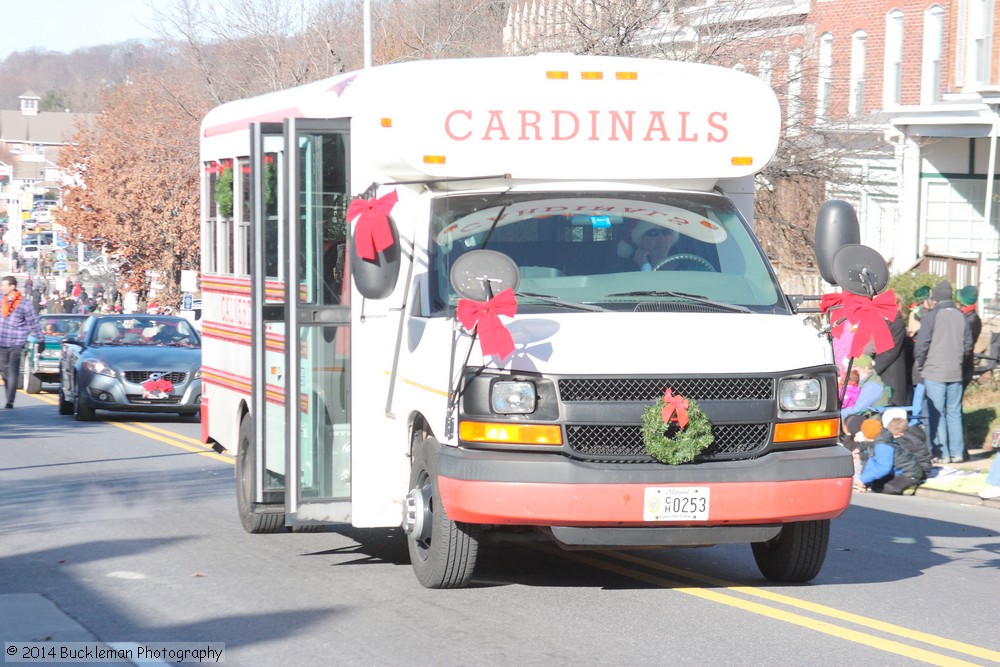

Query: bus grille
(565, 423), (770, 462)
(558, 377), (773, 402)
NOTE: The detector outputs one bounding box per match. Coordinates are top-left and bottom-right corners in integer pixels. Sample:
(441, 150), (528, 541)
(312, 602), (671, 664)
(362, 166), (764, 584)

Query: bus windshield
(428, 191), (786, 314)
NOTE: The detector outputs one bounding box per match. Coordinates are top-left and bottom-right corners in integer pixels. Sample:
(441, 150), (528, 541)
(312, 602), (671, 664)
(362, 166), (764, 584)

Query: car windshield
(39, 316), (86, 337)
(428, 191), (786, 314)
(89, 317), (201, 347)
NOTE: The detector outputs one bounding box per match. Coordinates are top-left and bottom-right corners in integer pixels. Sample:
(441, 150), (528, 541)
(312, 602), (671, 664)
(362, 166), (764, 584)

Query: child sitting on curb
(856, 417), (927, 495)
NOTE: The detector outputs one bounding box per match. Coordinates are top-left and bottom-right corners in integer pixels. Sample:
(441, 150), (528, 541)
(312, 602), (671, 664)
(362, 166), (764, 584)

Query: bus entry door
(284, 118), (352, 525)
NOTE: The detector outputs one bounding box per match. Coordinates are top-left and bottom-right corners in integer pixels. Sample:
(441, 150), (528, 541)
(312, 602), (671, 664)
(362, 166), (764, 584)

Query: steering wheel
(653, 254), (717, 272)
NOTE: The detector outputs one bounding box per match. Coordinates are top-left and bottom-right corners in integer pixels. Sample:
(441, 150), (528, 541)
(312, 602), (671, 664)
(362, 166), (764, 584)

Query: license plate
(643, 486), (710, 521)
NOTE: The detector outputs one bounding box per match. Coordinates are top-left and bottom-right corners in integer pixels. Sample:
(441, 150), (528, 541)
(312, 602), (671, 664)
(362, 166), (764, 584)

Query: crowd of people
(836, 279), (996, 498)
(16, 273), (122, 316)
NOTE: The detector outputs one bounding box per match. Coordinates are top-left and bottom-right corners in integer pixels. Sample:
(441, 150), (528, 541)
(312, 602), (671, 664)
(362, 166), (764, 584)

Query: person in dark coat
(957, 285), (982, 389)
(873, 294), (912, 406)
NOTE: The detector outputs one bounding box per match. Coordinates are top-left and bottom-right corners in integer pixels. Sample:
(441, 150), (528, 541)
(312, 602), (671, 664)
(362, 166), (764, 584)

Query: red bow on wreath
(347, 190), (398, 261)
(820, 289), (897, 357)
(661, 388), (689, 429)
(456, 288), (518, 360)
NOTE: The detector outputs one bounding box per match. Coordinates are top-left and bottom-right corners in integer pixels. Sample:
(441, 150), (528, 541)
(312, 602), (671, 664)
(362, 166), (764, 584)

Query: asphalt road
(2, 389), (1000, 666)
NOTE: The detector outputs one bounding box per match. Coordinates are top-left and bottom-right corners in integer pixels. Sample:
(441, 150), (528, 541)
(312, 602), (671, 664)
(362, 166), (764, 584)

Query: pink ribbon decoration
(456, 288), (518, 360)
(347, 190), (398, 261)
(661, 388), (689, 429)
(839, 289), (897, 357)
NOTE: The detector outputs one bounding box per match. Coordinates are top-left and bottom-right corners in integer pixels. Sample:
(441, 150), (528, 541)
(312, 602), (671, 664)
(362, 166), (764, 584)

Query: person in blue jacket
(856, 418), (922, 494)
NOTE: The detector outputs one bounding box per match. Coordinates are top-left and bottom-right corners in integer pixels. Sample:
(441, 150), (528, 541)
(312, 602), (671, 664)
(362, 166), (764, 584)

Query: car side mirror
(62, 337), (83, 347)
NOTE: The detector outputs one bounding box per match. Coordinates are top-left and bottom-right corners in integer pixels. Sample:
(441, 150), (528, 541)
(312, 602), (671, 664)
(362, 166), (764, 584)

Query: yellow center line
(605, 551), (1000, 663)
(111, 422), (233, 464)
(124, 422), (212, 447)
(541, 547), (988, 667)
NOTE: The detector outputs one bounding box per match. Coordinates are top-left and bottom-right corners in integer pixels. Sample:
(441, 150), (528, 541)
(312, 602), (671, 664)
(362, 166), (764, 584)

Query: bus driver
(617, 220), (680, 271)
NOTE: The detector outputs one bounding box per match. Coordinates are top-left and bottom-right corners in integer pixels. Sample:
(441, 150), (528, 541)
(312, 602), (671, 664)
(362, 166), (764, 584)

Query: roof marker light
(581, 71), (603, 80)
(616, 72), (638, 80)
(380, 118), (392, 127)
(423, 155), (446, 165)
(732, 156), (754, 166)
(546, 71), (569, 80)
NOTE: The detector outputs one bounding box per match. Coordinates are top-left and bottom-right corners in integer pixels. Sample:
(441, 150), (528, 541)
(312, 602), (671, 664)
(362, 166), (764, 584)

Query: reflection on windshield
(429, 191), (783, 314)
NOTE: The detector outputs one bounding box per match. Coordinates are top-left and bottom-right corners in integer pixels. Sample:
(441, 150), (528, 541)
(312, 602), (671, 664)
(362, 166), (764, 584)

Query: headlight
(82, 359), (117, 378)
(193, 368), (202, 380)
(491, 381), (536, 414)
(778, 378), (822, 411)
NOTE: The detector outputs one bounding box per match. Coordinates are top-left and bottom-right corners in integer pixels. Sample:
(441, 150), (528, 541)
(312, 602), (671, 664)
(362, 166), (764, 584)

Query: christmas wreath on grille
(641, 388), (714, 464)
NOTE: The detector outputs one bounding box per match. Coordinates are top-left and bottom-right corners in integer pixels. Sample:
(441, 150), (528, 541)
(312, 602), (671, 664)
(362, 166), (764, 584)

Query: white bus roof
(201, 54), (781, 186)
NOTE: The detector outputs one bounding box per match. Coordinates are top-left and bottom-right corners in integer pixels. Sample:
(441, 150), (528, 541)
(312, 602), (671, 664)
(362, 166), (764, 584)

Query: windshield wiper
(516, 292), (606, 312)
(605, 290), (751, 313)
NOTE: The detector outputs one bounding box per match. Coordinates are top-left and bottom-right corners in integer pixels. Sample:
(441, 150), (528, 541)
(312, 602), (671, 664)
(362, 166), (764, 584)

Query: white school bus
(199, 54), (857, 588)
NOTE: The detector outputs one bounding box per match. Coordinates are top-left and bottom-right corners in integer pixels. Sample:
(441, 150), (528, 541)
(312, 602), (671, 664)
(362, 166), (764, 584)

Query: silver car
(58, 315), (202, 421)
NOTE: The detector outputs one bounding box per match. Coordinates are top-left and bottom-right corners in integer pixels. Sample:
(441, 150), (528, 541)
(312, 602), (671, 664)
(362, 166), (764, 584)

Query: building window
(922, 6), (944, 104)
(758, 51), (773, 88)
(787, 48), (803, 134)
(817, 33), (833, 122)
(967, 0), (994, 86)
(850, 31), (867, 116)
(883, 10), (904, 107)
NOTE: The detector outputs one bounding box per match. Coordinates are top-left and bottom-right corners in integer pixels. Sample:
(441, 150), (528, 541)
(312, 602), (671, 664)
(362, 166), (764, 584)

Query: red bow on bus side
(661, 388), (689, 428)
(348, 190), (398, 261)
(456, 288), (518, 360)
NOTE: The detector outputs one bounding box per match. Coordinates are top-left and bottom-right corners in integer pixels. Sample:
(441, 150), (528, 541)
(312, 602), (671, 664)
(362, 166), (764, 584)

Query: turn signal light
(459, 421), (562, 445)
(773, 418), (840, 443)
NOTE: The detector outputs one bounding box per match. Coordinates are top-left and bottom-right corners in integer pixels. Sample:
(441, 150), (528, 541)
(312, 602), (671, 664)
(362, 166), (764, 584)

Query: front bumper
(81, 373), (202, 413)
(436, 444), (853, 533)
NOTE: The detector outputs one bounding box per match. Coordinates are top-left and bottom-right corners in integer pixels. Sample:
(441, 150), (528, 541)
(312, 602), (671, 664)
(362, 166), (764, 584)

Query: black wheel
(73, 385), (96, 421)
(235, 412), (284, 534)
(57, 385), (73, 415)
(653, 253), (717, 272)
(752, 519), (830, 583)
(404, 436), (479, 588)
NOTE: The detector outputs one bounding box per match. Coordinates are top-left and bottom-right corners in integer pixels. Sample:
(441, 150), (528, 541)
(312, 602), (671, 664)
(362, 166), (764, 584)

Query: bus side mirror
(815, 200), (860, 285)
(350, 217), (401, 300)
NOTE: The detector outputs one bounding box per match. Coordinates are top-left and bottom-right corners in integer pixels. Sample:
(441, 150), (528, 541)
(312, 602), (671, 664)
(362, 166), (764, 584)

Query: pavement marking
(540, 546), (995, 667)
(607, 551), (1000, 664)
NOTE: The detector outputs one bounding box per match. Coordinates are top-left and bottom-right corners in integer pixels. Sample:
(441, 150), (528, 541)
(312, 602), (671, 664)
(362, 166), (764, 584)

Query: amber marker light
(732, 156), (754, 166)
(616, 71), (638, 80)
(380, 118), (392, 127)
(581, 71), (604, 80)
(459, 421), (563, 445)
(773, 418), (840, 443)
(546, 71), (569, 80)
(423, 155), (446, 164)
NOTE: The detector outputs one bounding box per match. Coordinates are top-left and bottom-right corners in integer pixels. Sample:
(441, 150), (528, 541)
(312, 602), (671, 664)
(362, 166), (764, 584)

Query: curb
(912, 485), (1000, 508)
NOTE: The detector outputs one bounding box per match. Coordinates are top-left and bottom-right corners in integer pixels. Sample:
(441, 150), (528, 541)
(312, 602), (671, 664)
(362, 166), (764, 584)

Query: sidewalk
(914, 444), (1000, 507)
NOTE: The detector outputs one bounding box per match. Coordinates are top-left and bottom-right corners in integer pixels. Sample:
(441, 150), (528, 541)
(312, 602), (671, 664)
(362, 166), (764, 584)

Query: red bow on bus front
(456, 288), (518, 360)
(348, 190), (398, 261)
(661, 388), (689, 429)
(819, 289), (897, 356)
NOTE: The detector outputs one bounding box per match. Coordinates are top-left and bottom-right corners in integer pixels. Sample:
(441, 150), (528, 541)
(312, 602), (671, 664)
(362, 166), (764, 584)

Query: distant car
(58, 315), (202, 421)
(20, 314), (89, 393)
(21, 244), (40, 260)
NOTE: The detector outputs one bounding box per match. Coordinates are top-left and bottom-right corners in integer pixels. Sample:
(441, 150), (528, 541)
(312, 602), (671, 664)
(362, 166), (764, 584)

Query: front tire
(751, 519), (830, 583)
(25, 369), (42, 394)
(73, 384), (96, 422)
(57, 385), (73, 415)
(235, 411), (284, 534)
(405, 436), (479, 589)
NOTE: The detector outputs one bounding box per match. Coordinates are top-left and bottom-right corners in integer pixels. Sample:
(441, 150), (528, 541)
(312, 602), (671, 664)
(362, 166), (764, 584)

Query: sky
(0, 0), (167, 59)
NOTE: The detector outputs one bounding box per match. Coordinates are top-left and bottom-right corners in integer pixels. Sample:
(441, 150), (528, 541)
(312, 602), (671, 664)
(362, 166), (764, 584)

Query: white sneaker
(978, 485), (1000, 500)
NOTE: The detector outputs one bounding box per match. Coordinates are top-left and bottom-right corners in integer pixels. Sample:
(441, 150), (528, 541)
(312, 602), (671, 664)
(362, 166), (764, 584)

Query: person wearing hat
(856, 417), (924, 494)
(617, 220), (680, 271)
(906, 285), (931, 337)
(957, 285), (982, 389)
(914, 280), (973, 463)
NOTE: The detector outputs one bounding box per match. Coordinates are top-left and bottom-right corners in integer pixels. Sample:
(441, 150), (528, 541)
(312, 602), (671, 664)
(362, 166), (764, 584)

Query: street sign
(55, 251), (67, 261)
(182, 293), (194, 311)
(55, 240), (68, 247)
(54, 261), (67, 271)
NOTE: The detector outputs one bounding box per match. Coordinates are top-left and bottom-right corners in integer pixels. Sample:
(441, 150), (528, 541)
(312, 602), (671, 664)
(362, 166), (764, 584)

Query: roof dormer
(20, 91), (41, 116)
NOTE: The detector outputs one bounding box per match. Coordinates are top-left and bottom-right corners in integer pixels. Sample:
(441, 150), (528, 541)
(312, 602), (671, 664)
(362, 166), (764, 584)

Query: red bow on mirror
(456, 288), (518, 360)
(661, 388), (689, 429)
(348, 190), (398, 261)
(841, 289), (897, 357)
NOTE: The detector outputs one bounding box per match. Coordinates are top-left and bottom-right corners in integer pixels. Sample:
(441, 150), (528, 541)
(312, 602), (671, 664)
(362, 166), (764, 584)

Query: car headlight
(491, 381), (537, 414)
(778, 378), (822, 411)
(82, 359), (117, 378)
(193, 368), (202, 380)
